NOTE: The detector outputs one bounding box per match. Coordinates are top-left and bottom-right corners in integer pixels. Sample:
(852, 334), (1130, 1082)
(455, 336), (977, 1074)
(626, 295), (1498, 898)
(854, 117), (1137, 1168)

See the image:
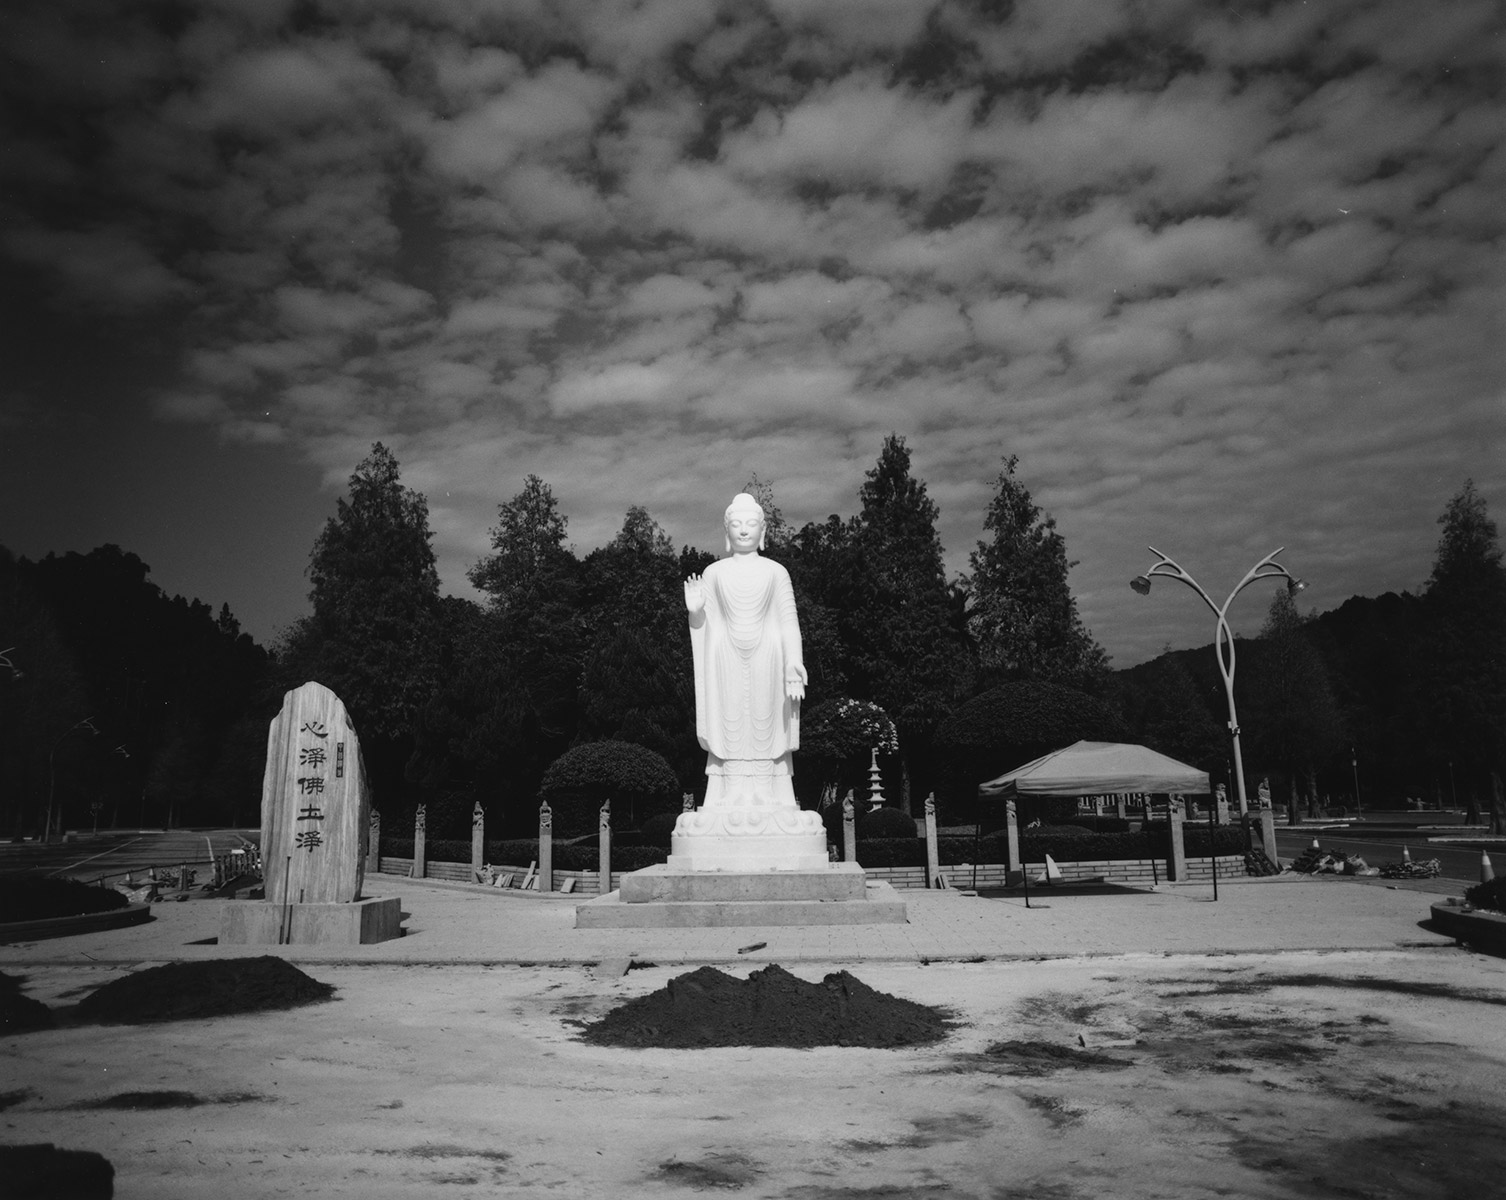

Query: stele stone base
(219, 896), (403, 945)
(668, 823), (830, 871)
(574, 864), (908, 927)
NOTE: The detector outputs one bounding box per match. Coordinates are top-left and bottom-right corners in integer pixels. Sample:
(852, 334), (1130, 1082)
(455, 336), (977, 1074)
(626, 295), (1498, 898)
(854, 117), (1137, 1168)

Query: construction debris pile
(1289, 842), (1379, 876)
(1289, 840), (1442, 879)
(1377, 857), (1444, 880)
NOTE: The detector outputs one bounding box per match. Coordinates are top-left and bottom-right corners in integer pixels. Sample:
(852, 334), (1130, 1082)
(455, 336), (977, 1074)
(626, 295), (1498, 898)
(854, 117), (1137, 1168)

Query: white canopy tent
(978, 740), (1210, 798)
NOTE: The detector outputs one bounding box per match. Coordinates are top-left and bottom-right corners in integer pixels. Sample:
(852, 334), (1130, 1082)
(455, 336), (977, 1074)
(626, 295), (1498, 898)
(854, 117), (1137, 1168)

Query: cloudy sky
(2, 0), (1501, 667)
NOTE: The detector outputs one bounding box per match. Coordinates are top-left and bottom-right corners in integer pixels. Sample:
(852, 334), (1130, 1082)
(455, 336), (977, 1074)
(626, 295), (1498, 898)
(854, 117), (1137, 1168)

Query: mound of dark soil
(0, 877), (129, 923)
(579, 963), (950, 1049)
(1, 982), (55, 1034)
(76, 956), (335, 1024)
(0, 1143), (113, 1200)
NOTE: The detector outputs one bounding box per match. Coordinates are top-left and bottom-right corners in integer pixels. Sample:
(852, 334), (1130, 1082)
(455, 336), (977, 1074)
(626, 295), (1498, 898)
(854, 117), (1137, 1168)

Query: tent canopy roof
(978, 740), (1210, 798)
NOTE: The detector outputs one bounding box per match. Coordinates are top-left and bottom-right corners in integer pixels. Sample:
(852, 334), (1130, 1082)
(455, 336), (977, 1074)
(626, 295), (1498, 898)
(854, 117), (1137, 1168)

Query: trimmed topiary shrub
(854, 838), (927, 867)
(641, 811), (681, 849)
(858, 806), (918, 840)
(539, 740), (681, 838)
(1465, 876), (1506, 913)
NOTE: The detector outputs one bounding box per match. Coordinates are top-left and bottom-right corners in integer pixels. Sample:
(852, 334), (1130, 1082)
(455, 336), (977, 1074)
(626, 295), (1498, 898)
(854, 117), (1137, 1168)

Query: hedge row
(1182, 826), (1249, 856)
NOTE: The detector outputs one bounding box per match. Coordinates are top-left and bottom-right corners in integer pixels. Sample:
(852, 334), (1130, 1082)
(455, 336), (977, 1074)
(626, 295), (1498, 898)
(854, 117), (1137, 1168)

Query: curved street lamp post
(1131, 547), (1305, 819)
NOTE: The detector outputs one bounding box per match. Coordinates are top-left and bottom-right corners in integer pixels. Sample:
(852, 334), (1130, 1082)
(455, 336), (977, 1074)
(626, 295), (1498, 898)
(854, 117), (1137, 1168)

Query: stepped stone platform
(575, 863), (908, 928)
(220, 895), (403, 944)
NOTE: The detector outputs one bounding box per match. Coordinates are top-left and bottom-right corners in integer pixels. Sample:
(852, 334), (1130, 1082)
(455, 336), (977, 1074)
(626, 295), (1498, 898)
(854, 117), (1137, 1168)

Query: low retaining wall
(1428, 899), (1506, 954)
(863, 854), (1243, 888)
(379, 857), (623, 896)
(0, 901), (153, 944)
(381, 854), (1246, 893)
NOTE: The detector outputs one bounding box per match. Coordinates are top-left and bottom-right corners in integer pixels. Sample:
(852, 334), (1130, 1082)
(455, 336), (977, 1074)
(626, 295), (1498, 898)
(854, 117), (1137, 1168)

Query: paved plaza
(0, 869), (1466, 969)
(5, 871), (1504, 1200)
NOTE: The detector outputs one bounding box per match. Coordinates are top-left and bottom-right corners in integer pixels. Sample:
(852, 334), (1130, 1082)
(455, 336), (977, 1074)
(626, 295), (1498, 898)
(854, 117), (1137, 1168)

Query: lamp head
(1288, 577), (1307, 594)
(1130, 575), (1152, 595)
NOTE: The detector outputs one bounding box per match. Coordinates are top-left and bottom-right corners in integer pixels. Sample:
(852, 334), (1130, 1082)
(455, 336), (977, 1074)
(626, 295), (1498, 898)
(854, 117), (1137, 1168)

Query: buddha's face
(725, 507), (764, 553)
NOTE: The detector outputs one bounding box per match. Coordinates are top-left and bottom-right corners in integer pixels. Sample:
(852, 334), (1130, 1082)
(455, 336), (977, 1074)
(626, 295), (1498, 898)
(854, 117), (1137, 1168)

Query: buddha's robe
(688, 554), (802, 768)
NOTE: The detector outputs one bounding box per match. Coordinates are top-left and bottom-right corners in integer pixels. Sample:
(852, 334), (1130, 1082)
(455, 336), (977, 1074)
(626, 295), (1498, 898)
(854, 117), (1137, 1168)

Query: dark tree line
(5, 444), (1499, 841)
(0, 544), (270, 837)
(1113, 480), (1505, 829)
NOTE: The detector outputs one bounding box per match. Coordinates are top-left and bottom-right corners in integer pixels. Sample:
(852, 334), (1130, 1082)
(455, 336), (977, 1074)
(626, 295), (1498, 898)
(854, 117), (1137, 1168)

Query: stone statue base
(669, 755), (827, 870)
(575, 863), (907, 927)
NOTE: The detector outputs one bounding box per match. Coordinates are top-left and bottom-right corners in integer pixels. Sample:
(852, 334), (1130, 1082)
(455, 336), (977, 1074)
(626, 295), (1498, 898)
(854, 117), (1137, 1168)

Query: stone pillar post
(471, 801), (485, 878)
(598, 799), (612, 896)
(538, 800), (553, 894)
(1167, 798), (1187, 882)
(923, 793), (941, 887)
(411, 803), (427, 880)
(365, 808), (380, 877)
(1115, 794), (1127, 819)
(1255, 805), (1279, 865)
(842, 791), (857, 864)
(1005, 798), (1021, 881)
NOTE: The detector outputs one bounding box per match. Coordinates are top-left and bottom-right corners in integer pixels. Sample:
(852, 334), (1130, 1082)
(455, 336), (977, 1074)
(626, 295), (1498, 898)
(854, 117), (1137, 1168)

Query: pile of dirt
(76, 956), (335, 1024)
(0, 1143), (113, 1200)
(1, 972), (55, 1034)
(579, 963), (950, 1049)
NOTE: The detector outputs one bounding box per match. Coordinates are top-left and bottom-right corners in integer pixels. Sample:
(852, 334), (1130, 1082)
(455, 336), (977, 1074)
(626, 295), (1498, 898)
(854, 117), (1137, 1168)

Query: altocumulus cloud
(2, 0), (1502, 662)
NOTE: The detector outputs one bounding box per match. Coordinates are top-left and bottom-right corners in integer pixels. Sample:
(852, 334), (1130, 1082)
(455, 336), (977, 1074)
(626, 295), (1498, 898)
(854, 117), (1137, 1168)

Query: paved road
(1273, 828), (1499, 885)
(0, 828), (258, 884)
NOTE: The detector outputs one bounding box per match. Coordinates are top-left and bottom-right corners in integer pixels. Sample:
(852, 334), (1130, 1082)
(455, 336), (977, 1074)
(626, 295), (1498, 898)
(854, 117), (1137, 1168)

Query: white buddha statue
(670, 493), (827, 869)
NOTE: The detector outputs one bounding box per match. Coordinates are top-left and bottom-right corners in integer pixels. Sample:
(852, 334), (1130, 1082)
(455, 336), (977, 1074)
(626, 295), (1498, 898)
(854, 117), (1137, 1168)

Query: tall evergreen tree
(964, 455), (1108, 690)
(576, 506), (701, 789)
(841, 434), (966, 811)
(282, 443), (442, 799)
(1244, 586), (1345, 821)
(467, 474), (573, 614)
(1419, 480), (1506, 820)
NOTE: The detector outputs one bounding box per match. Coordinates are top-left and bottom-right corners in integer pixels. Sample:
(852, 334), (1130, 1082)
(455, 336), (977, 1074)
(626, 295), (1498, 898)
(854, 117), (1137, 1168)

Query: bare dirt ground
(4, 948), (1506, 1199)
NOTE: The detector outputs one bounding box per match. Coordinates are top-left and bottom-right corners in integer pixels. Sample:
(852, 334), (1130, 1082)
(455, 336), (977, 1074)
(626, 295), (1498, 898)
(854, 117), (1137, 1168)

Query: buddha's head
(723, 493), (766, 554)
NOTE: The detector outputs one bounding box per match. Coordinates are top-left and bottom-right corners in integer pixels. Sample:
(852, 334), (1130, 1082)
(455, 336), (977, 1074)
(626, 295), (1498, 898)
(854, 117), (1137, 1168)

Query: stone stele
(220, 680), (401, 944)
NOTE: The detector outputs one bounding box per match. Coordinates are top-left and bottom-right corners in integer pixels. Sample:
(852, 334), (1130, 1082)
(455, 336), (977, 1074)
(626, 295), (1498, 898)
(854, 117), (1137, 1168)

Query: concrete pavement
(0, 870), (1466, 968)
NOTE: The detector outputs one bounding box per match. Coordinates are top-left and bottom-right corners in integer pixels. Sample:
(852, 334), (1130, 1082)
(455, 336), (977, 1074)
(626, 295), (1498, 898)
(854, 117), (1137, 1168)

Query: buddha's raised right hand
(684, 574), (705, 613)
